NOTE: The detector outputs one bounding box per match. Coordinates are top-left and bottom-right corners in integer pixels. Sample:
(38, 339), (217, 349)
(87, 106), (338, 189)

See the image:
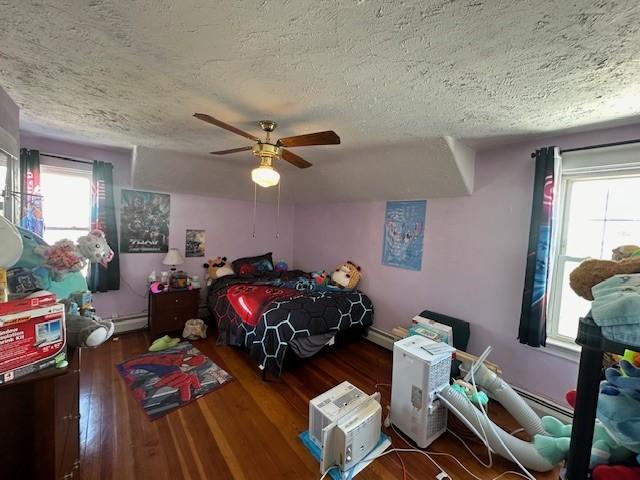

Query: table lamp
(162, 248), (184, 273)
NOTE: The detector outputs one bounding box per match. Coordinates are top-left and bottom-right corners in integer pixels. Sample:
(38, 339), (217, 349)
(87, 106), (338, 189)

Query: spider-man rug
(117, 342), (233, 420)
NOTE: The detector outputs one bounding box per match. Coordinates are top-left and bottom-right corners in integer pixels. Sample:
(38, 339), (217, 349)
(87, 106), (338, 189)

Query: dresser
(148, 288), (200, 337)
(0, 349), (81, 480)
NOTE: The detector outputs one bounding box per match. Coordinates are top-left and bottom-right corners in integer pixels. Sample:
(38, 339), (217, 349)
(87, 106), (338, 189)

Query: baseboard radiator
(112, 313), (148, 334)
(365, 326), (573, 423)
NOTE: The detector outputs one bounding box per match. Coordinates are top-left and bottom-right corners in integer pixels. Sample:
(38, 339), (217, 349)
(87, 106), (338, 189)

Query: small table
(148, 288), (200, 338)
(566, 313), (634, 479)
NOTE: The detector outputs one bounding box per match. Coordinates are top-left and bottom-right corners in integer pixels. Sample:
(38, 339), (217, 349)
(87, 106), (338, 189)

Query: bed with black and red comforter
(207, 271), (374, 374)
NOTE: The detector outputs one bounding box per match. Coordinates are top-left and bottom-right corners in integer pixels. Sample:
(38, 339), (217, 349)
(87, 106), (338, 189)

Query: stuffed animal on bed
(204, 257), (234, 282)
(330, 261), (362, 289)
(34, 230), (114, 280)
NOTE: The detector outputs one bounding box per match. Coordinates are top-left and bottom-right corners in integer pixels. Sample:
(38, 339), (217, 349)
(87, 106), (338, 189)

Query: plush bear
(569, 257), (640, 300)
(330, 261), (362, 289)
(204, 257), (234, 282)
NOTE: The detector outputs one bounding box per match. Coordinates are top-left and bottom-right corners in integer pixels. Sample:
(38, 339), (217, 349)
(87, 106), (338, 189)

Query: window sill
(537, 337), (581, 363)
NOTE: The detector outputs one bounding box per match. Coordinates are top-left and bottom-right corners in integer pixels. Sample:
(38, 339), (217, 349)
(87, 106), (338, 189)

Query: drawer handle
(175, 299), (179, 303)
(173, 316), (178, 321)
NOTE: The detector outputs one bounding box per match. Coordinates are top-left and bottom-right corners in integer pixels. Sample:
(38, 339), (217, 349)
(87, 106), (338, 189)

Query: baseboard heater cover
(113, 313), (148, 334)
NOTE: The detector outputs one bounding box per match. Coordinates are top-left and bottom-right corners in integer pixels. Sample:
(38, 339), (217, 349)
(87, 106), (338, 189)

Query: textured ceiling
(1, 0), (640, 158)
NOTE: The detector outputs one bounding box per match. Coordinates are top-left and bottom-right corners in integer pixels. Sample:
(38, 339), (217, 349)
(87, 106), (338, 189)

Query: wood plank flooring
(80, 331), (560, 479)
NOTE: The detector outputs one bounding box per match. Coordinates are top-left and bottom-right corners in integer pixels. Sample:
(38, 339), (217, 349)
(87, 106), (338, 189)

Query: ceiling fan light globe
(251, 165), (280, 188)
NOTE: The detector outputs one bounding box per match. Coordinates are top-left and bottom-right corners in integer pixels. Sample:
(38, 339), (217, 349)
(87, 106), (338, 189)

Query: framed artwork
(120, 189), (170, 253)
(382, 200), (427, 271)
(185, 229), (206, 257)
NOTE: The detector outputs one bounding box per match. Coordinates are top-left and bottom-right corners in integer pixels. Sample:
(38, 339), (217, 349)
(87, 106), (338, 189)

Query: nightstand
(148, 288), (200, 337)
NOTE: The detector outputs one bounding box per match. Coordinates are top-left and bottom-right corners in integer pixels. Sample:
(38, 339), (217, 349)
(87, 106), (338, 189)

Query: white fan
(0, 215), (23, 268)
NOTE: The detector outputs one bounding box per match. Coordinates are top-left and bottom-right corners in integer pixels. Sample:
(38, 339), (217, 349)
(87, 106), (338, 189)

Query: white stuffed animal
(35, 229), (114, 280)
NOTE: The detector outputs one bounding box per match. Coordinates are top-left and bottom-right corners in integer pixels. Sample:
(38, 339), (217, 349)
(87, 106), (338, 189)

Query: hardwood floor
(80, 331), (560, 479)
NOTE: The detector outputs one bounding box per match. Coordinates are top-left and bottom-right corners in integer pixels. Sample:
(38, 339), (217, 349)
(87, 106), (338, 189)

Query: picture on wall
(185, 229), (206, 257)
(382, 200), (427, 271)
(120, 189), (170, 253)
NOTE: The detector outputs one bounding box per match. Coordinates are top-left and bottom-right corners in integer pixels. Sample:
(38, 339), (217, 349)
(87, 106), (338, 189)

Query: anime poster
(185, 229), (205, 257)
(120, 190), (170, 253)
(382, 200), (427, 271)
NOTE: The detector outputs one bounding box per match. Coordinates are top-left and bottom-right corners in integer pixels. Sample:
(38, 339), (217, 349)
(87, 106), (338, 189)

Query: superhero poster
(120, 189), (170, 253)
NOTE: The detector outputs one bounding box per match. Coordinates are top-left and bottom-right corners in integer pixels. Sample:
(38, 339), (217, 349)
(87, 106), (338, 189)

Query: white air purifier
(390, 336), (454, 448)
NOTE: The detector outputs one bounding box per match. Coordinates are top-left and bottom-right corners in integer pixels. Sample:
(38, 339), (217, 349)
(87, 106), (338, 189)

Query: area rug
(117, 342), (233, 420)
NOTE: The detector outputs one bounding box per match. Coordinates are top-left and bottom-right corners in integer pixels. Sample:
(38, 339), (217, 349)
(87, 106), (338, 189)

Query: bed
(207, 268), (374, 375)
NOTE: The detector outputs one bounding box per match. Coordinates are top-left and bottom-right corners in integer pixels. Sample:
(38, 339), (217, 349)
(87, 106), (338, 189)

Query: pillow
(232, 252), (274, 276)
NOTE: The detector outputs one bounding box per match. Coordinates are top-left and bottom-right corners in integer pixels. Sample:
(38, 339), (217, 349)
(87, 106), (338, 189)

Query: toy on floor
(182, 318), (207, 340)
(204, 256), (234, 283)
(330, 261), (362, 289)
(535, 416), (634, 468)
(149, 335), (181, 351)
(451, 379), (489, 406)
(60, 292), (115, 348)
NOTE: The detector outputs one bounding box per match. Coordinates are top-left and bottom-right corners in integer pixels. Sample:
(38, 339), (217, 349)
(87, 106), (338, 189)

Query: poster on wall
(120, 189), (170, 253)
(382, 200), (427, 271)
(185, 229), (206, 257)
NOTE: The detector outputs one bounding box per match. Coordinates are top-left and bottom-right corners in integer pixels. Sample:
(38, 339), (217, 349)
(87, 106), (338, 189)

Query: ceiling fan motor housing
(253, 142), (282, 163)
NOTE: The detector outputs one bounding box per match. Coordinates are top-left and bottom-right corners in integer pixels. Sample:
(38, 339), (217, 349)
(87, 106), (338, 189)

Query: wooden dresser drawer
(149, 288), (200, 337)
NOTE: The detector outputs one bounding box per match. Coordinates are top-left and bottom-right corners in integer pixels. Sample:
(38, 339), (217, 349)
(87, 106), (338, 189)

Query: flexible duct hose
(462, 362), (546, 437)
(438, 386), (555, 472)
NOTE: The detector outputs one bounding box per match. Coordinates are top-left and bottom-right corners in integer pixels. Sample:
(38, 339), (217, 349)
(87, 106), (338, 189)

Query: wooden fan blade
(210, 146), (253, 155)
(281, 149), (312, 168)
(277, 130), (340, 147)
(193, 113), (260, 141)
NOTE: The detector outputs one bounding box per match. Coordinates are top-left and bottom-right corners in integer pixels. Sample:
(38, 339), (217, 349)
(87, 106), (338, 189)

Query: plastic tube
(437, 386), (555, 472)
(461, 361), (546, 437)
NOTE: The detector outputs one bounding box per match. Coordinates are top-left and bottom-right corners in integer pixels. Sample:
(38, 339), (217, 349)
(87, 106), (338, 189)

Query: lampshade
(251, 164), (280, 188)
(162, 248), (184, 266)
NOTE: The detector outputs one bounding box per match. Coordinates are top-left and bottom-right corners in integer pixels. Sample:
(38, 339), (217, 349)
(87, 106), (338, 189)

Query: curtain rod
(561, 138), (640, 154)
(530, 138), (640, 158)
(40, 152), (93, 165)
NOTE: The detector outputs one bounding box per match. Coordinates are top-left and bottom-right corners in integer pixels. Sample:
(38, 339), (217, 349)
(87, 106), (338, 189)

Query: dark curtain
(88, 161), (120, 292)
(518, 146), (560, 347)
(19, 148), (44, 237)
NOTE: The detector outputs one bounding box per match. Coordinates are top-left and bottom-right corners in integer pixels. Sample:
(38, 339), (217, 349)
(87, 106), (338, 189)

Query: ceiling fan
(193, 113), (340, 187)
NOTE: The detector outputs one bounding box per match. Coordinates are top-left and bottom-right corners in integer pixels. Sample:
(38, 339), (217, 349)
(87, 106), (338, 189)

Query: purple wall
(20, 133), (295, 318)
(293, 123), (640, 405)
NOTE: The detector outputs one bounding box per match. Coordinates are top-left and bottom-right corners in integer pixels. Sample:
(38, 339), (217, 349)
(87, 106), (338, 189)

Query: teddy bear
(203, 256), (234, 283)
(330, 261), (362, 289)
(34, 230), (114, 280)
(60, 296), (115, 348)
(570, 256), (640, 300)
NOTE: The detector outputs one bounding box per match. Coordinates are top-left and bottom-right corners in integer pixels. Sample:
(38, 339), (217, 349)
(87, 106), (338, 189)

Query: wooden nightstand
(148, 288), (200, 337)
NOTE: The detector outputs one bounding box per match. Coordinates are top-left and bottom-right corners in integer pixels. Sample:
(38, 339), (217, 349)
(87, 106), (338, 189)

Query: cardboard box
(411, 315), (454, 346)
(0, 303), (66, 384)
(0, 292), (57, 316)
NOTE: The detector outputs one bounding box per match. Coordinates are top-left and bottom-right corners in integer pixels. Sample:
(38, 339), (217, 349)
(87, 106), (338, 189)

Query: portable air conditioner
(309, 382), (386, 477)
(309, 381), (368, 448)
(390, 336), (454, 448)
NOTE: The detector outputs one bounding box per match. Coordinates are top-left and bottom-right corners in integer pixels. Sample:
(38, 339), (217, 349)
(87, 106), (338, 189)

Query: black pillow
(232, 252), (274, 276)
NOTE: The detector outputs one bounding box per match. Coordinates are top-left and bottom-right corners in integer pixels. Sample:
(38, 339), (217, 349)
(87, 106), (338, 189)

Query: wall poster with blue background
(382, 200), (427, 271)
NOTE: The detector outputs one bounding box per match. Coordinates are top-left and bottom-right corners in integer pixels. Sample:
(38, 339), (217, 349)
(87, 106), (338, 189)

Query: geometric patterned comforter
(207, 271), (374, 374)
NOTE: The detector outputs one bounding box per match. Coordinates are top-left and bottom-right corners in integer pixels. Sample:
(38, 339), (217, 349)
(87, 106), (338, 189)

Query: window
(0, 151), (7, 217)
(548, 165), (640, 345)
(41, 165), (92, 245)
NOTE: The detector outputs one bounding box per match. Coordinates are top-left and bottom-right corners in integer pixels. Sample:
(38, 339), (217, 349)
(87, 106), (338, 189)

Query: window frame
(0, 148), (19, 222)
(40, 163), (92, 239)
(547, 165), (640, 347)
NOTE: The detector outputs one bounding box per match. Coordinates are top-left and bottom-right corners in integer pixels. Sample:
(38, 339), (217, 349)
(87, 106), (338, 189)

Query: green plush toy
(534, 416), (633, 468)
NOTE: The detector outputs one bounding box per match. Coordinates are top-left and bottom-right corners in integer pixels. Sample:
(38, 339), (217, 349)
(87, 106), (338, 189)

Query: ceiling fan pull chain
(252, 182), (257, 238)
(275, 181), (281, 240)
